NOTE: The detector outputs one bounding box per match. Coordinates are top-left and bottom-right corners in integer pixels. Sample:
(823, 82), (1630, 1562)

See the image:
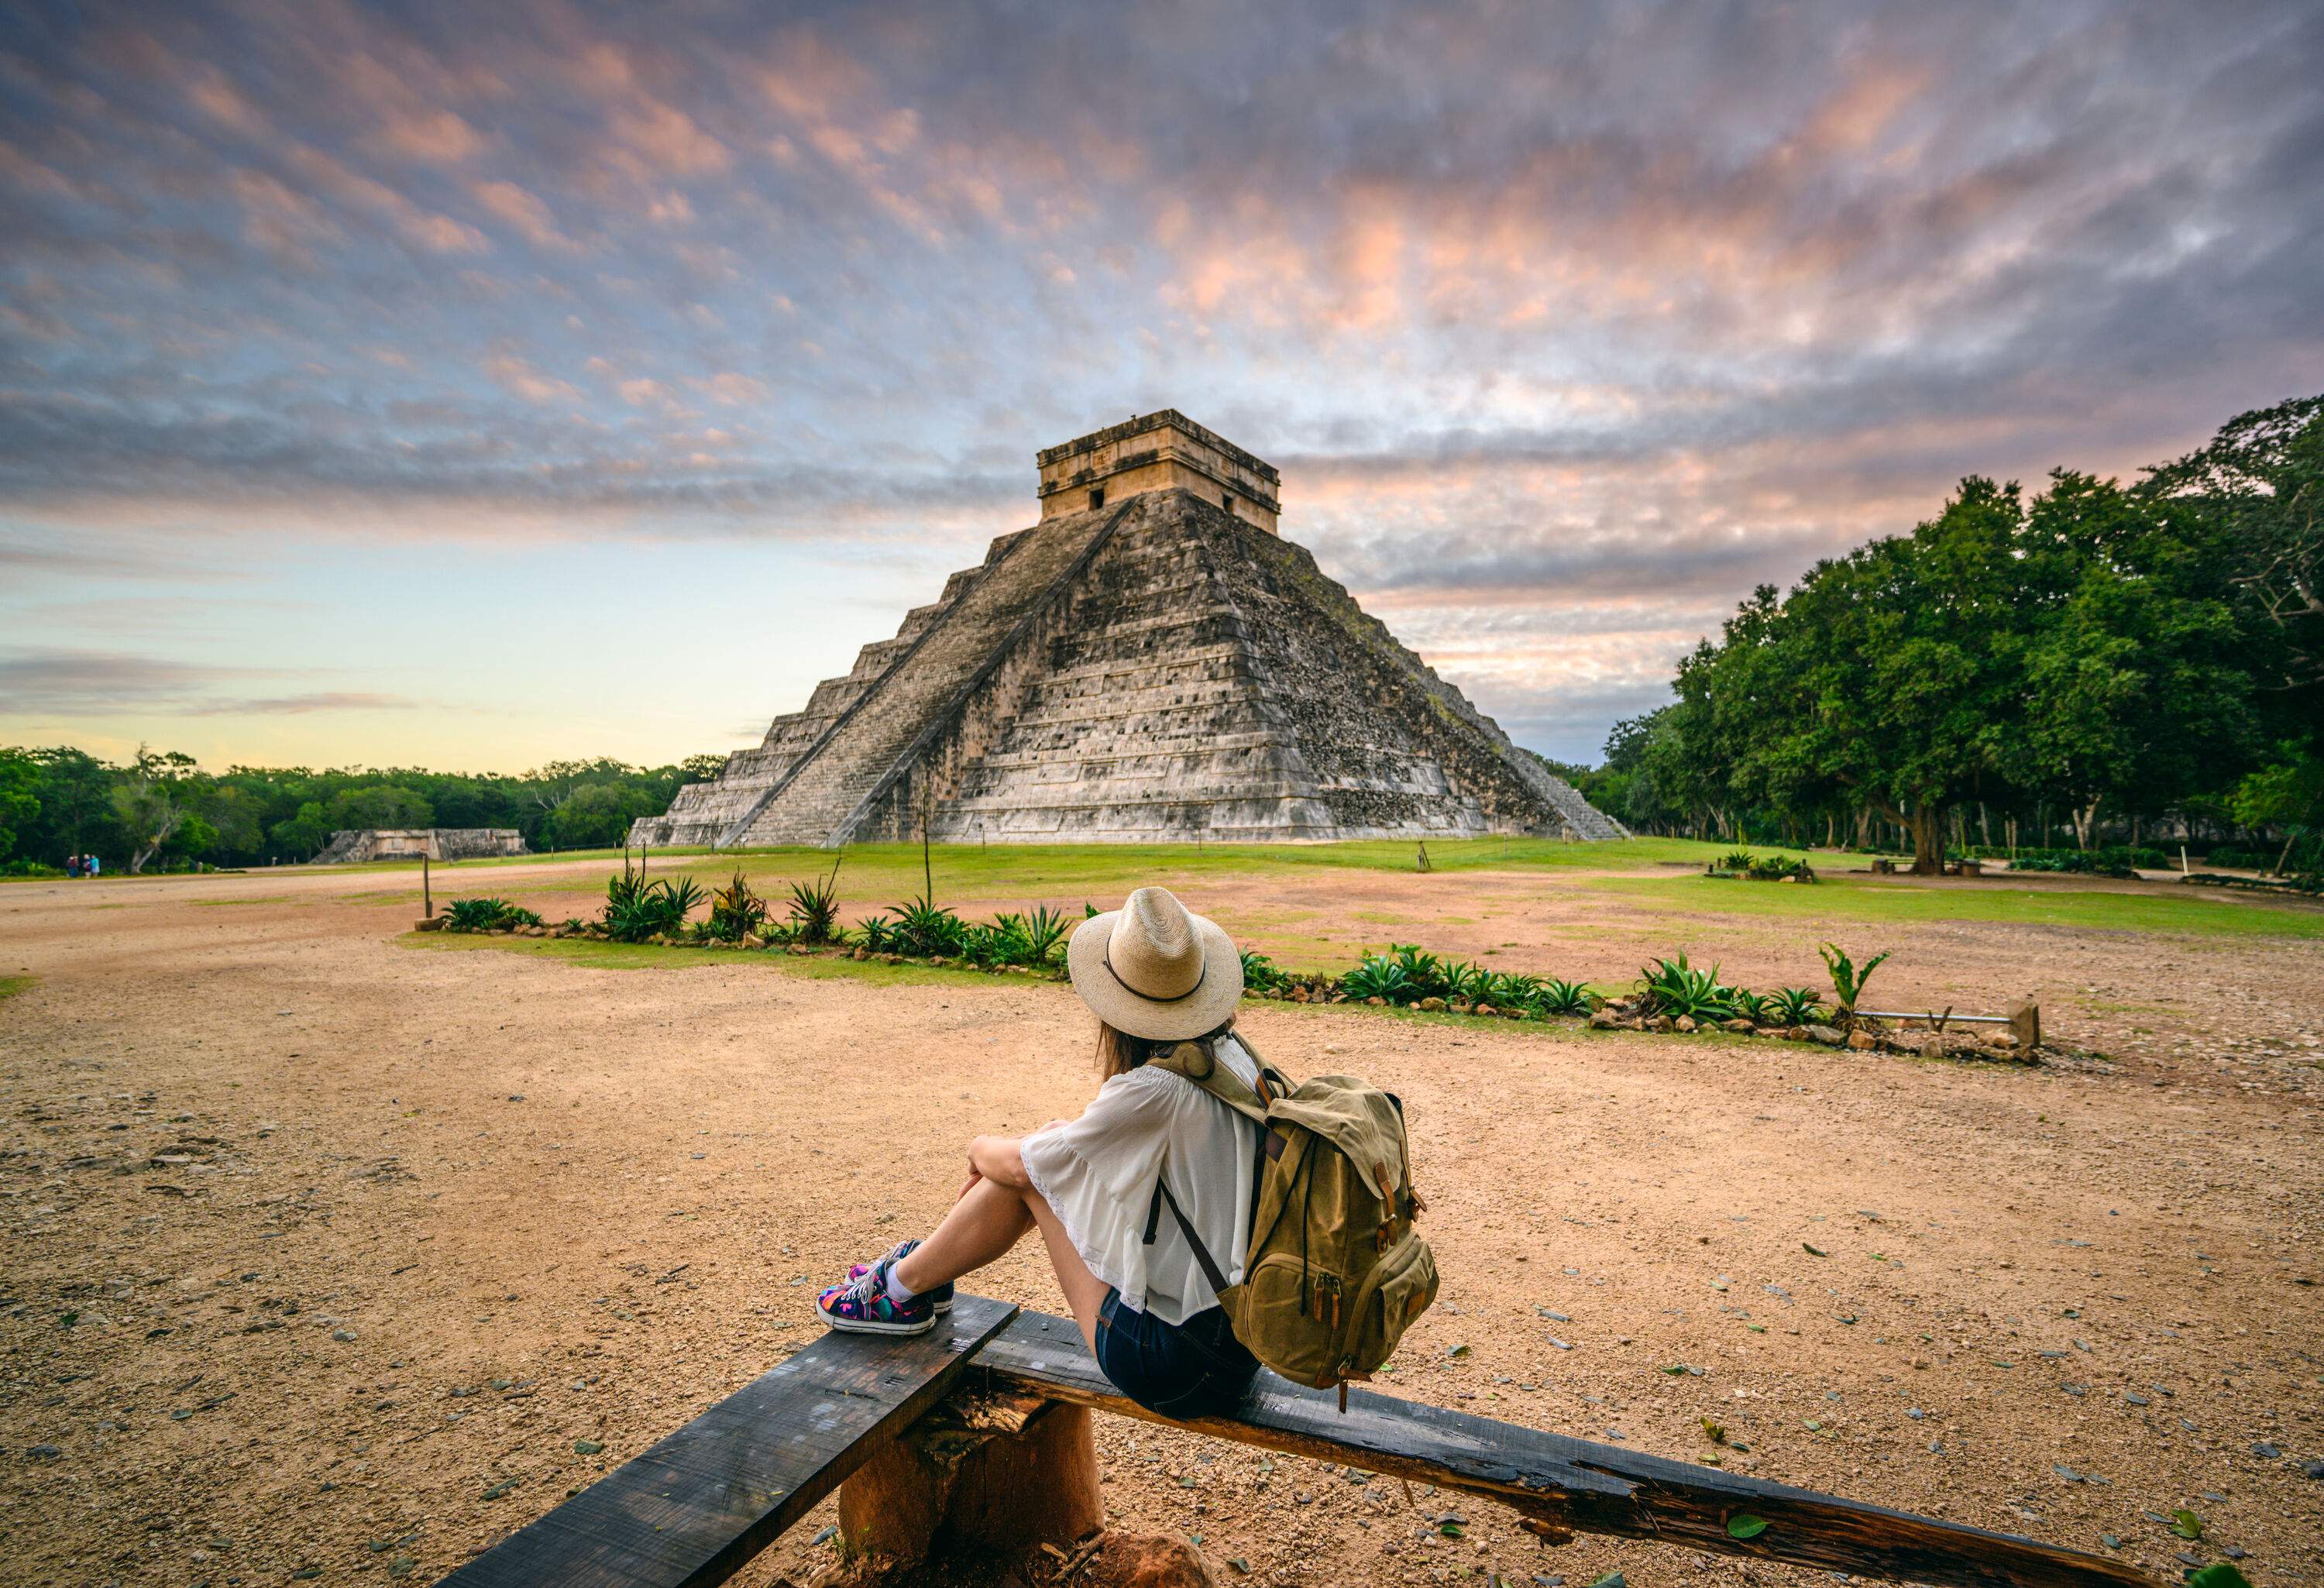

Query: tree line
(1555, 392), (2324, 875)
(0, 751), (725, 875)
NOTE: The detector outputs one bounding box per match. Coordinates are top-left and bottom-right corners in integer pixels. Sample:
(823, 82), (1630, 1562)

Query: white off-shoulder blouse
(1019, 1036), (1262, 1326)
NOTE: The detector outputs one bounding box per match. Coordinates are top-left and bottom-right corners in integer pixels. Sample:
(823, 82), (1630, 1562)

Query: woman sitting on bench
(816, 887), (1263, 1418)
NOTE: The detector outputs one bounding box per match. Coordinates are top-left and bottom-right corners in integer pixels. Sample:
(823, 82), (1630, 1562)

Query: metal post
(423, 853), (431, 919)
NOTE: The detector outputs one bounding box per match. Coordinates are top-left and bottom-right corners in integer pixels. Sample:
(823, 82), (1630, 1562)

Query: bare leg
(892, 1179), (1111, 1356)
(894, 1177), (1032, 1291)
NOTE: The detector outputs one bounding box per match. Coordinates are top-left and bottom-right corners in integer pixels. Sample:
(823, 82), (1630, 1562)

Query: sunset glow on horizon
(5, 1), (2320, 771)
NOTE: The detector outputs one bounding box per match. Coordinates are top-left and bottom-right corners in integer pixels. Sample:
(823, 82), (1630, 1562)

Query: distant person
(86, 854), (100, 878)
(65, 854), (81, 878)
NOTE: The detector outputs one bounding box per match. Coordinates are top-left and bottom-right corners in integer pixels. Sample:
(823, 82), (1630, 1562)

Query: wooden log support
(972, 1307), (2151, 1588)
(837, 1386), (1102, 1568)
(438, 1297), (1016, 1588)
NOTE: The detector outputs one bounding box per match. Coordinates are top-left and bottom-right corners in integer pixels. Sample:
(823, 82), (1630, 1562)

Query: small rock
(1587, 1009), (1618, 1030)
(27, 1444), (63, 1460)
(1673, 1015), (1697, 1033)
(1846, 1029), (1879, 1050)
(2250, 1441), (2280, 1459)
(1721, 1018), (1755, 1033)
(331, 1329), (356, 1342)
(1806, 1024), (1844, 1047)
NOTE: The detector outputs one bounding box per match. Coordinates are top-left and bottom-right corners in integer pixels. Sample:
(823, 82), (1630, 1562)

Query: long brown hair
(1094, 1016), (1236, 1080)
(1095, 1020), (1155, 1080)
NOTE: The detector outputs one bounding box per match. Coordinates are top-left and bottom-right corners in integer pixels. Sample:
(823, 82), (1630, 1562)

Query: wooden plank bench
(441, 1295), (2150, 1588)
(438, 1296), (1016, 1588)
(978, 1307), (2147, 1588)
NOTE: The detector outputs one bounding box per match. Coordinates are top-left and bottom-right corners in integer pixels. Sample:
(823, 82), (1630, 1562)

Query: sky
(4, 0), (2321, 772)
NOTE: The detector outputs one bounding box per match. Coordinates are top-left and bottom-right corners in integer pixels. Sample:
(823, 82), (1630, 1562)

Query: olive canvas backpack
(1142, 1034), (1438, 1409)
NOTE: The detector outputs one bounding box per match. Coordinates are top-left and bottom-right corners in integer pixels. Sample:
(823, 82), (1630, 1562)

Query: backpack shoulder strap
(1146, 1038), (1270, 1124)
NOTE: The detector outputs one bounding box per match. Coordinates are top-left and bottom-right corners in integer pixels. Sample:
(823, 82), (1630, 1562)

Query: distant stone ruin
(631, 410), (1626, 848)
(311, 828), (528, 863)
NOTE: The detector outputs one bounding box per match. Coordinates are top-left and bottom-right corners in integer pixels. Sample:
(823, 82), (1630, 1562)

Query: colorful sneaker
(847, 1239), (954, 1313)
(816, 1257), (935, 1335)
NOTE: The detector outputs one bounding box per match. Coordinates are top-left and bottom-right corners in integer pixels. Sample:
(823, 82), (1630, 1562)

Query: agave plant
(1767, 986), (1829, 1026)
(1484, 971), (1545, 1011)
(1019, 904), (1074, 964)
(1340, 952), (1414, 1004)
(883, 895), (971, 957)
(1719, 849), (1756, 873)
(1442, 959), (1495, 1005)
(1388, 944), (1445, 995)
(786, 862), (844, 944)
(1817, 943), (1893, 1019)
(960, 918), (1025, 967)
(1636, 951), (1741, 1022)
(443, 895), (541, 931)
(601, 864), (706, 942)
(707, 868), (771, 941)
(1538, 978), (1597, 1016)
(857, 914), (905, 954)
(1728, 988), (1775, 1024)
(1239, 947), (1287, 993)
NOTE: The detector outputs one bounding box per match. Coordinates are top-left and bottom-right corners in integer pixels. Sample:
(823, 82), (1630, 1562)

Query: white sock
(883, 1264), (920, 1305)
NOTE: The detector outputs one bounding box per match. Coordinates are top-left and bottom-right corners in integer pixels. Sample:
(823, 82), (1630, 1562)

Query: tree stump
(836, 1385), (1102, 1571)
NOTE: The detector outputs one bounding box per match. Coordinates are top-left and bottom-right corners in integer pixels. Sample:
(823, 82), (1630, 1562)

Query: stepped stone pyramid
(630, 411), (1626, 848)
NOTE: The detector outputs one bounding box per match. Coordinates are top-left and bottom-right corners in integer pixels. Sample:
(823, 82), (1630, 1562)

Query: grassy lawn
(1592, 872), (2324, 939)
(403, 930), (1012, 989)
(461, 835), (1724, 899)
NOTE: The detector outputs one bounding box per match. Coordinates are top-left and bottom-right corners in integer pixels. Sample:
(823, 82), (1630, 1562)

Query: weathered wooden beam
(440, 1297), (1017, 1588)
(973, 1307), (2151, 1588)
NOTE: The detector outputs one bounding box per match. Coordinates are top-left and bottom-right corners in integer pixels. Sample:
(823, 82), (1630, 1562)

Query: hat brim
(1067, 908), (1245, 1040)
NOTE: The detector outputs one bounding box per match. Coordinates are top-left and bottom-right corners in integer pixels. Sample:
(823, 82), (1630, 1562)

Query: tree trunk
(837, 1390), (1102, 1575)
(1909, 803), (1946, 875)
(2071, 796), (2102, 850)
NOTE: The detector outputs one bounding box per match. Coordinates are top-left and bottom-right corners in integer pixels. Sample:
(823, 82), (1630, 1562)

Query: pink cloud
(471, 177), (579, 250)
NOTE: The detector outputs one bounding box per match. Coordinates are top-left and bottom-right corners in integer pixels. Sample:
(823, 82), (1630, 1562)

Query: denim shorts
(1093, 1289), (1259, 1418)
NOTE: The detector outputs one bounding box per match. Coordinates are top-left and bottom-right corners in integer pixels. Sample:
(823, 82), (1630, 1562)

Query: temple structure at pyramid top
(629, 411), (1625, 848)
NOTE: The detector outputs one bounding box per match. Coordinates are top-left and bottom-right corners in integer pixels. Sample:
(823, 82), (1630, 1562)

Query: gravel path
(2, 865), (2319, 1586)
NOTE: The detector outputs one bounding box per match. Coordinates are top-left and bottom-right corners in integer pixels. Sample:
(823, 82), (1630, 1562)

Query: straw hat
(1067, 886), (1243, 1040)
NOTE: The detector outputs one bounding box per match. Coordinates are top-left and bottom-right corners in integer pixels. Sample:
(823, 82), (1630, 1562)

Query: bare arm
(968, 1133), (1030, 1190)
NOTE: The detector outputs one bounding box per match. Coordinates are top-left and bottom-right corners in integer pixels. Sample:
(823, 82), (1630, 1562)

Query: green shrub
(786, 863), (843, 944)
(1767, 987), (1829, 1025)
(1817, 943), (1891, 1019)
(1719, 850), (1756, 872)
(1538, 978), (1597, 1016)
(443, 896), (543, 931)
(1484, 971), (1545, 1012)
(601, 865), (705, 942)
(1339, 953), (1414, 1005)
(875, 895), (971, 957)
(1635, 951), (1740, 1021)
(1019, 904), (1074, 964)
(1239, 947), (1288, 993)
(707, 869), (771, 941)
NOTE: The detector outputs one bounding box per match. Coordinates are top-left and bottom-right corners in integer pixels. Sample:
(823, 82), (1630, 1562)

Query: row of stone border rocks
(427, 921), (2035, 1060)
(1586, 1002), (2029, 1060)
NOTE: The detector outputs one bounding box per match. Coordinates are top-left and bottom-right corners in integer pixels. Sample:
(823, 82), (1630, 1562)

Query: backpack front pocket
(1346, 1233), (1438, 1377)
(1232, 1249), (1350, 1388)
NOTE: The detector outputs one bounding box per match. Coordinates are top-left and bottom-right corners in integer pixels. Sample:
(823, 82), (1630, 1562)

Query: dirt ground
(3, 859), (2321, 1588)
